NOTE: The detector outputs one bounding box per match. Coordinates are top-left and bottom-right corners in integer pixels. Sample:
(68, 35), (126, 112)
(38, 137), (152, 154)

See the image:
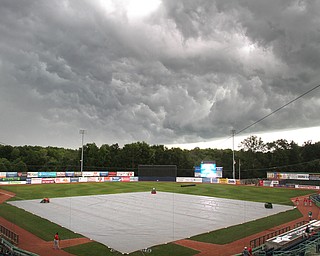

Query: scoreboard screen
(200, 162), (217, 178)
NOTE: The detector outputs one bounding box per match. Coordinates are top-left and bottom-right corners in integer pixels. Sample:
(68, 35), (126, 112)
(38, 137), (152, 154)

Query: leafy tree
(11, 159), (28, 172)
(0, 158), (11, 171)
(240, 135), (266, 152)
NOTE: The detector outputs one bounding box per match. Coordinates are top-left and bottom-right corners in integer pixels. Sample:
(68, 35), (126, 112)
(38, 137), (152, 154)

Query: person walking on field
(53, 232), (60, 249)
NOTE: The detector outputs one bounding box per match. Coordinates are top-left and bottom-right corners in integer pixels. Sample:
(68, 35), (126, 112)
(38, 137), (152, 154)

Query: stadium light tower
(79, 129), (86, 173)
(231, 129), (236, 179)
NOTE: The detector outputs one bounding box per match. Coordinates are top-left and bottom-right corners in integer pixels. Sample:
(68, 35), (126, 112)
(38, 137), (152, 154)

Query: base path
(174, 195), (320, 256)
(0, 190), (92, 256)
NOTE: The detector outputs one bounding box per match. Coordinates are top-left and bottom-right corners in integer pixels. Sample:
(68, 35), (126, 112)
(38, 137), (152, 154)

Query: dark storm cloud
(0, 0), (319, 148)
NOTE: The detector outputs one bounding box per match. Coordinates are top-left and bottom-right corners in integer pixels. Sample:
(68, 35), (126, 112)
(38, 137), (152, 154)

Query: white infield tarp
(9, 192), (293, 254)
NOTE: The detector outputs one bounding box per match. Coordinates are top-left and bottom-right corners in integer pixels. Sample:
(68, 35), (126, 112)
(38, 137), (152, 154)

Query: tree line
(0, 136), (319, 179)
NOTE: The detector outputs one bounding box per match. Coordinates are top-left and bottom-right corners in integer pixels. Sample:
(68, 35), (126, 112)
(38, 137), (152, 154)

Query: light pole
(79, 129), (86, 173)
(231, 129), (236, 179)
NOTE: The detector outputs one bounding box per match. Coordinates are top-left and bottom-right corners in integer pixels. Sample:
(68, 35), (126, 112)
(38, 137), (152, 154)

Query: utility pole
(238, 159), (241, 180)
(231, 129), (236, 179)
(79, 129), (86, 173)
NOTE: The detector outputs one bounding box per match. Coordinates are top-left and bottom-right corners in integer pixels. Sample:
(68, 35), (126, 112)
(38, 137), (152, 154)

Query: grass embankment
(0, 182), (314, 256)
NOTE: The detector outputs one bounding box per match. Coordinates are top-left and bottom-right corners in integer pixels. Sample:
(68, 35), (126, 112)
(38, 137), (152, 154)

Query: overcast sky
(1, 0), (320, 150)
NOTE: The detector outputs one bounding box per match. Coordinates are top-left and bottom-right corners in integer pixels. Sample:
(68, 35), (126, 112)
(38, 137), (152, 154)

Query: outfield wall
(0, 171), (239, 185)
(0, 172), (319, 190)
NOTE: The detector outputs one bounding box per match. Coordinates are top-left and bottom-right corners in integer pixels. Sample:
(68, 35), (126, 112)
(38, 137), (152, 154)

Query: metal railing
(1, 237), (39, 256)
(0, 224), (19, 244)
(250, 226), (291, 249)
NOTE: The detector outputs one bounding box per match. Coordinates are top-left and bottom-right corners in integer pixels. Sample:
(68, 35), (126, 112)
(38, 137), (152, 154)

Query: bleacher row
(0, 238), (38, 256)
(254, 233), (320, 256)
(240, 220), (320, 255)
(236, 193), (320, 256)
(310, 194), (320, 208)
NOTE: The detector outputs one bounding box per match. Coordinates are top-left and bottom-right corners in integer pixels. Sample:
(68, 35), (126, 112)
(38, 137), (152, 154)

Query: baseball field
(0, 182), (314, 255)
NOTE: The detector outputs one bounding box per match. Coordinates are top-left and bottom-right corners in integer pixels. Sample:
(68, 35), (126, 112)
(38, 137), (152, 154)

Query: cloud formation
(1, 0), (320, 148)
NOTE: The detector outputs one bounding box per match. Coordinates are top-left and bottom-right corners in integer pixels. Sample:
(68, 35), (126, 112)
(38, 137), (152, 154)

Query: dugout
(138, 165), (177, 181)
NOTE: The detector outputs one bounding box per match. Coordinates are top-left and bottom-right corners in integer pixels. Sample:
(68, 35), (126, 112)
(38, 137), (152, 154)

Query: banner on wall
(211, 178), (219, 183)
(88, 177), (101, 182)
(42, 178), (55, 184)
(121, 177), (131, 182)
(31, 178), (42, 184)
(176, 177), (203, 183)
(219, 178), (228, 184)
(202, 178), (211, 183)
(27, 172), (38, 178)
(117, 172), (134, 176)
(309, 174), (320, 180)
(55, 178), (70, 183)
(6, 172), (18, 178)
(267, 172), (312, 180)
(227, 179), (236, 185)
(79, 177), (88, 183)
(38, 172), (56, 178)
(82, 172), (95, 177)
(65, 172), (75, 177)
(0, 177), (21, 181)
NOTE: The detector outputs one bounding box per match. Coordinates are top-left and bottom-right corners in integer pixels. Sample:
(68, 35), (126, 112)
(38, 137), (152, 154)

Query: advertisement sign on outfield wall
(79, 177), (88, 183)
(0, 177), (21, 181)
(55, 178), (70, 183)
(117, 172), (134, 176)
(219, 178), (228, 184)
(42, 178), (55, 184)
(82, 172), (95, 177)
(6, 172), (18, 178)
(202, 178), (211, 183)
(27, 172), (38, 178)
(130, 177), (139, 182)
(38, 172), (56, 178)
(267, 172), (312, 180)
(309, 174), (320, 180)
(88, 177), (101, 182)
(65, 172), (75, 177)
(100, 172), (109, 177)
(31, 178), (42, 184)
(211, 178), (219, 183)
(121, 177), (131, 182)
(227, 179), (236, 185)
(176, 177), (203, 183)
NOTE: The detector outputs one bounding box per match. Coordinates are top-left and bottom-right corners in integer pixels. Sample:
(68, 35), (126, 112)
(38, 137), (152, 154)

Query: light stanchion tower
(79, 129), (86, 173)
(231, 129), (236, 179)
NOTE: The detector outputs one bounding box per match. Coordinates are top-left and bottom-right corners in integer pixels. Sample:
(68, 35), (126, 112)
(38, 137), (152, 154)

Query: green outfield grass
(0, 182), (315, 256)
